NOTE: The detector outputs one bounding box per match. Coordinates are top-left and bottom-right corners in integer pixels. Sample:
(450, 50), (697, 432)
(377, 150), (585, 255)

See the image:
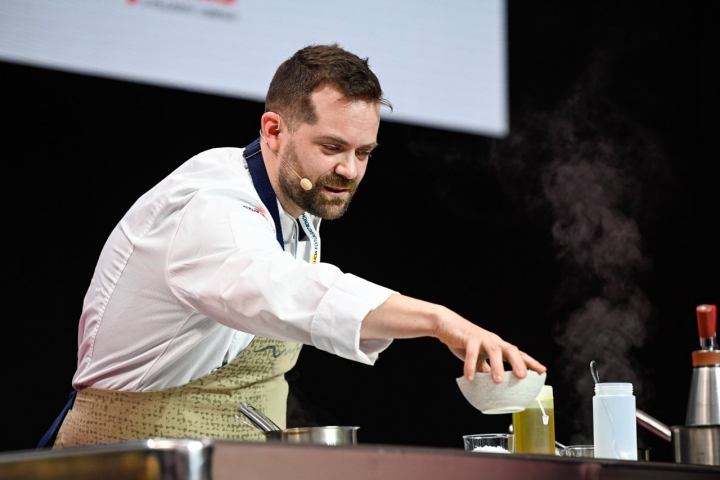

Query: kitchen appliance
(686, 304), (720, 426)
(633, 304), (720, 466)
(237, 402), (359, 446)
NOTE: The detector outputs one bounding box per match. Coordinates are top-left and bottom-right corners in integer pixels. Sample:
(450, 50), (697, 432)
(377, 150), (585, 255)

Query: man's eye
(323, 145), (340, 152)
(357, 150), (373, 159)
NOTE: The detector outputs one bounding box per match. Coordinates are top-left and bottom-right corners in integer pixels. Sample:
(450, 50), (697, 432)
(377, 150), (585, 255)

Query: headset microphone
(260, 130), (313, 191)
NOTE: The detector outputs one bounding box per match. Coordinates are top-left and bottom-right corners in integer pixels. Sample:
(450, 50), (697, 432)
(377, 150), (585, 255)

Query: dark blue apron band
(37, 140), (283, 449)
(37, 389), (76, 448)
(244, 137), (285, 249)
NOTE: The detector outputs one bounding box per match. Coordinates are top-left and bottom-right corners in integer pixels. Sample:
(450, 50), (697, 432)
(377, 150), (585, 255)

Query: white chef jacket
(72, 147), (395, 392)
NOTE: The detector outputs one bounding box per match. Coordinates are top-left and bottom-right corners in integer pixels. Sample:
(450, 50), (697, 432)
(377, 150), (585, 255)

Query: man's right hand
(360, 294), (547, 383)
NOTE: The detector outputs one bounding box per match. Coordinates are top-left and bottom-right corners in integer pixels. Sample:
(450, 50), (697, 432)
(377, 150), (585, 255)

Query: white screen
(0, 0), (507, 136)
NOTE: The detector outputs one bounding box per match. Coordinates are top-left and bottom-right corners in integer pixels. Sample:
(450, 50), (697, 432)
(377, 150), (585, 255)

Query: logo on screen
(125, 0), (239, 20)
(127, 0), (237, 4)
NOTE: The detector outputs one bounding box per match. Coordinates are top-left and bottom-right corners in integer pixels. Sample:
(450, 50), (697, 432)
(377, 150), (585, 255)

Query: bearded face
(277, 139), (359, 220)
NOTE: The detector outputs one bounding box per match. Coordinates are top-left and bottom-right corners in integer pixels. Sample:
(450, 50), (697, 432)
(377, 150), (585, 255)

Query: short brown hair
(265, 44), (392, 131)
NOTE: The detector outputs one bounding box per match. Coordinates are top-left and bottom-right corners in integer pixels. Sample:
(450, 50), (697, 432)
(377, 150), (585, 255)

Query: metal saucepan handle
(237, 402), (282, 433)
(636, 408), (672, 442)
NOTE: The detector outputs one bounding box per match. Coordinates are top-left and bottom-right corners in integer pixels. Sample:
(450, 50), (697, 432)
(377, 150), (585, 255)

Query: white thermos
(593, 382), (638, 460)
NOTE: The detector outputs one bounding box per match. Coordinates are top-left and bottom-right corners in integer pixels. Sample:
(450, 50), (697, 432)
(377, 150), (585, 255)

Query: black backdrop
(2, 1), (718, 462)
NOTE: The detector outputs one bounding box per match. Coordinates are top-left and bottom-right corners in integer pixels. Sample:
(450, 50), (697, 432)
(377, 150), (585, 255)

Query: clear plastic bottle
(512, 385), (555, 454)
(593, 383), (637, 460)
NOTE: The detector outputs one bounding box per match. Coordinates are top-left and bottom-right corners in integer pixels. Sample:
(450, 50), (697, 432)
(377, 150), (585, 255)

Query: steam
(490, 47), (664, 442)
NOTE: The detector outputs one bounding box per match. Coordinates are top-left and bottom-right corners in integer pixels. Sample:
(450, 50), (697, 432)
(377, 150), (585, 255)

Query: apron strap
(243, 137), (284, 250)
(37, 389), (76, 448)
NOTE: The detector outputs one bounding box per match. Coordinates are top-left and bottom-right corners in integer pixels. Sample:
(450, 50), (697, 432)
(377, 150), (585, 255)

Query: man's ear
(260, 112), (282, 150)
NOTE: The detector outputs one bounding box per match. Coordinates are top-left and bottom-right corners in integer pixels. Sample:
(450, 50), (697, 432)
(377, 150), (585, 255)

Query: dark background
(2, 1), (718, 463)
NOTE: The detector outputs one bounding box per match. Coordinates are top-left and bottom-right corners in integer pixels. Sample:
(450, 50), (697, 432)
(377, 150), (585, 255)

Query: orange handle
(696, 304), (717, 338)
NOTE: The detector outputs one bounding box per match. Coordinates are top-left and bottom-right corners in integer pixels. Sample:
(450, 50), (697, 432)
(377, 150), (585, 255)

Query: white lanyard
(299, 213), (320, 264)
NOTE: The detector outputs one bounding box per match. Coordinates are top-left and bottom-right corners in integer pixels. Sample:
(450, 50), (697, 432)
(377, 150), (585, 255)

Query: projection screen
(0, 0), (508, 137)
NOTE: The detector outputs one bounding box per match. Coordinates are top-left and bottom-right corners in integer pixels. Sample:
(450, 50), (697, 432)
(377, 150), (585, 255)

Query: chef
(40, 43), (546, 449)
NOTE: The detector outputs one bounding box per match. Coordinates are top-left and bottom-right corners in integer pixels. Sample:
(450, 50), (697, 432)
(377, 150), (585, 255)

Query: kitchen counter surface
(0, 439), (718, 480)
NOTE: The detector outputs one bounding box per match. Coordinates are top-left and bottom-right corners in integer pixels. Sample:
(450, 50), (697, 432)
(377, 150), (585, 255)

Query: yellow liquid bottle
(512, 385), (555, 454)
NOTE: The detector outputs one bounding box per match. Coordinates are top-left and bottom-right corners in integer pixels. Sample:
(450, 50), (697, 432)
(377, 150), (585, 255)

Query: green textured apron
(54, 337), (302, 448)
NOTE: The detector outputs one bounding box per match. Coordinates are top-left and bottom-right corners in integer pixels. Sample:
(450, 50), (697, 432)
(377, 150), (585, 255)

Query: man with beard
(42, 44), (546, 449)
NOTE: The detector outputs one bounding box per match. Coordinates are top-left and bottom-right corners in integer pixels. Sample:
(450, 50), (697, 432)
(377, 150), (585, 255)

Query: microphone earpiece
(299, 178), (313, 191)
(258, 129), (313, 191)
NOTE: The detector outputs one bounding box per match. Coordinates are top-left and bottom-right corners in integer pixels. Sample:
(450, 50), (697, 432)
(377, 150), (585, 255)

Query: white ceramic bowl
(456, 370), (547, 414)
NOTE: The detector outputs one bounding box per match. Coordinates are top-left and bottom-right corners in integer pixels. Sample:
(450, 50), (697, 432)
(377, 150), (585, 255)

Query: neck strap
(243, 137), (284, 249)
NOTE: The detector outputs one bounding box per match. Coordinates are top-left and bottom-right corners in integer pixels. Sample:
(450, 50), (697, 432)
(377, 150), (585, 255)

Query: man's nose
(333, 154), (359, 180)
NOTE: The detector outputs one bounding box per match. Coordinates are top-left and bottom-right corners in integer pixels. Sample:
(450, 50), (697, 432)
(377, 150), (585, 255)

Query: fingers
(460, 338), (546, 384)
(435, 310), (546, 382)
(519, 351), (547, 374)
(479, 359), (492, 373)
(503, 343), (527, 379)
(485, 342), (505, 384)
(492, 342), (549, 380)
(463, 342), (480, 382)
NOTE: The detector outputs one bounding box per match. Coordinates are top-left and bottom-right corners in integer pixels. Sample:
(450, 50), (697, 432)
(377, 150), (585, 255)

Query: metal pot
(636, 409), (720, 466)
(671, 424), (720, 466)
(237, 402), (359, 446)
